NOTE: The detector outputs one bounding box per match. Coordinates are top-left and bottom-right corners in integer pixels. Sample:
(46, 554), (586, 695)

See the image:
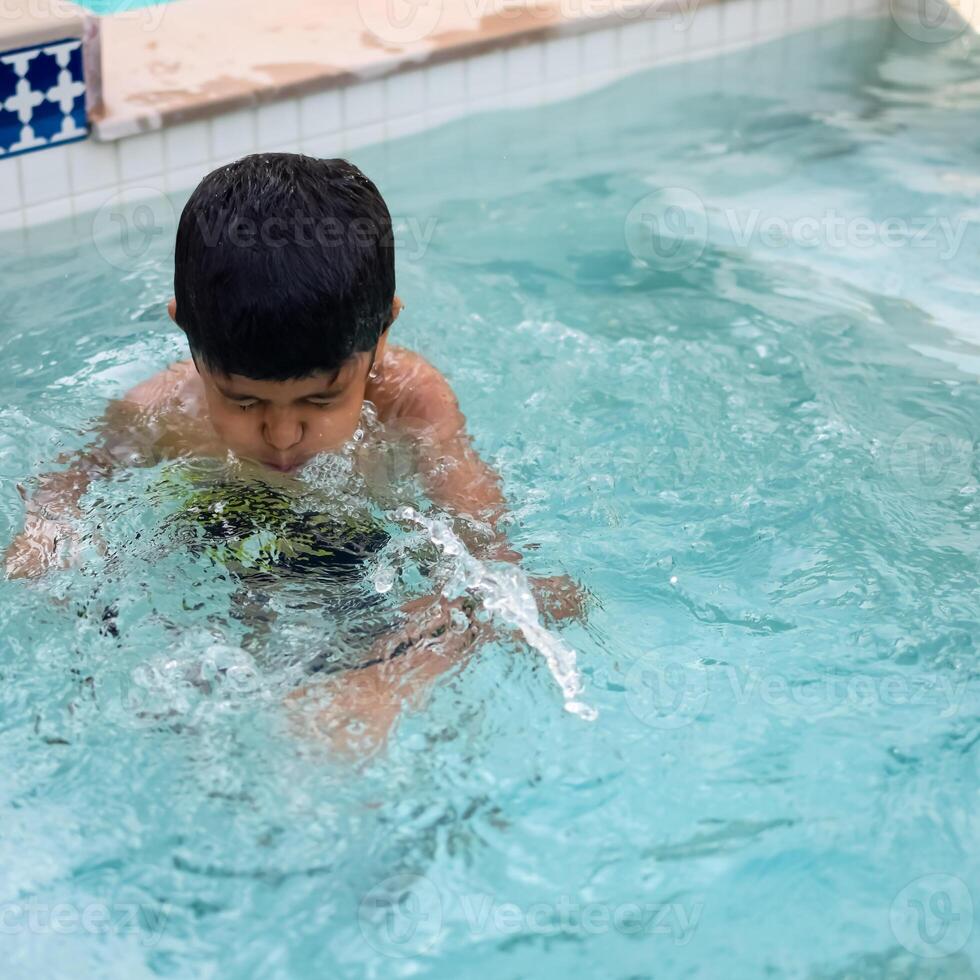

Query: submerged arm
(5, 395), (161, 579)
(388, 352), (587, 621)
(285, 593), (489, 756)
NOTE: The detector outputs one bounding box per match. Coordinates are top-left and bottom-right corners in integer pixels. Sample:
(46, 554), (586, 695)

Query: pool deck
(90, 0), (712, 140)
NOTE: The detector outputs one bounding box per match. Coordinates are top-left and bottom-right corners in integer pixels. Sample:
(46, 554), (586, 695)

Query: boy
(5, 154), (583, 750)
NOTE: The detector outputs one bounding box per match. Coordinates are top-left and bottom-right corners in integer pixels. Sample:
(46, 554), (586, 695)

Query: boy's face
(171, 297), (400, 474)
(194, 349), (380, 473)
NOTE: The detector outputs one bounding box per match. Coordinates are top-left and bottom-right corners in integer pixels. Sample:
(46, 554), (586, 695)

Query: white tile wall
(426, 60), (466, 110)
(19, 144), (72, 207)
(118, 130), (165, 183)
(505, 42), (545, 91)
(300, 132), (345, 159)
(386, 69), (426, 118)
(164, 119), (211, 169)
(687, 1), (725, 51)
(617, 20), (658, 65)
(210, 107), (256, 161)
(344, 121), (387, 152)
(721, 0), (758, 41)
(299, 88), (343, 140)
(581, 26), (619, 76)
(465, 49), (506, 98)
(256, 99), (301, 149)
(0, 0), (889, 232)
(0, 159), (24, 213)
(755, 0), (791, 38)
(68, 136), (120, 195)
(543, 35), (580, 80)
(344, 78), (386, 125)
(384, 112), (429, 142)
(166, 164), (209, 194)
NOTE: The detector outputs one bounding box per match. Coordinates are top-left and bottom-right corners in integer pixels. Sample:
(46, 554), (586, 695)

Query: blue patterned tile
(0, 36), (88, 161)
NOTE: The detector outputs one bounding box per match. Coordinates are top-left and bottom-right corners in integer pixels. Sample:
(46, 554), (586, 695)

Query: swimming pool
(1, 13), (978, 977)
(77, 0), (170, 11)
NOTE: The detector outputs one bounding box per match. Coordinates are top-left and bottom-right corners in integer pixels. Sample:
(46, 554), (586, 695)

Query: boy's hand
(368, 593), (488, 662)
(529, 573), (590, 624)
(5, 514), (82, 579)
(285, 593), (488, 757)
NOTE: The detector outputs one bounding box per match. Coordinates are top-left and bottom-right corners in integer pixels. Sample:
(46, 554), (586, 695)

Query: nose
(263, 407), (304, 451)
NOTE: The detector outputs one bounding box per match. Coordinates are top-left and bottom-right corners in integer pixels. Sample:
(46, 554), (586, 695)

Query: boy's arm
(382, 352), (513, 553)
(387, 352), (586, 622)
(285, 593), (489, 756)
(5, 383), (167, 579)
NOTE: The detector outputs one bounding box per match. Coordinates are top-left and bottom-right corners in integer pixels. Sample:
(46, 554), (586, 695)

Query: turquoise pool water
(77, 0), (170, 12)
(1, 14), (979, 978)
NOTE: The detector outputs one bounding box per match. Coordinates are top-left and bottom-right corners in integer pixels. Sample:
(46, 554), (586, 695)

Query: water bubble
(373, 563), (396, 594)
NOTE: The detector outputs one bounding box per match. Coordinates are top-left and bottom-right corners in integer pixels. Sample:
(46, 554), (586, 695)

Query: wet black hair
(173, 153), (395, 381)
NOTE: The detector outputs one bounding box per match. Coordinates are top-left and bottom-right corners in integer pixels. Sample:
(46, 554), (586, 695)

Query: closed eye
(228, 397), (335, 410)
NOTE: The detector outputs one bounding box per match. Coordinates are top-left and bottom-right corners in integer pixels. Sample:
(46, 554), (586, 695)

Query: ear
(374, 325), (390, 368)
(167, 297), (178, 325)
(371, 295), (401, 368)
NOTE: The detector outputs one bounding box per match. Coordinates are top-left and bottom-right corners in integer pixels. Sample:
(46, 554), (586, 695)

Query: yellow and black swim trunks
(151, 464), (391, 582)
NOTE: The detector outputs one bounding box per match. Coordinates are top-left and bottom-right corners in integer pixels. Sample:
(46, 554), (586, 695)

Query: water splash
(395, 506), (597, 721)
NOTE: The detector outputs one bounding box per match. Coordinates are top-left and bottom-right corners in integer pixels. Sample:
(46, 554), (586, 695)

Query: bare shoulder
(118, 359), (196, 415)
(371, 346), (464, 438)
